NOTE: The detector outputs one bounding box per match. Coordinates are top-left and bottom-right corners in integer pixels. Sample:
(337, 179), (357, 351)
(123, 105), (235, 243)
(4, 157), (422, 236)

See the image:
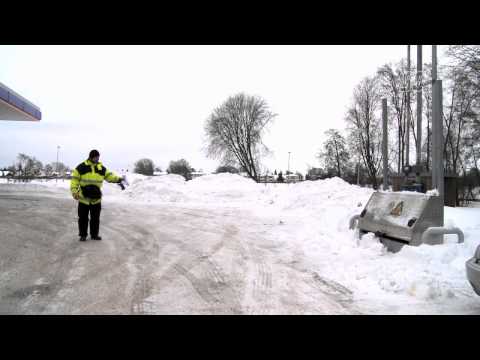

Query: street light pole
(288, 152), (291, 174)
(416, 45), (423, 170)
(382, 98), (388, 191)
(56, 145), (60, 182)
(406, 45), (411, 166)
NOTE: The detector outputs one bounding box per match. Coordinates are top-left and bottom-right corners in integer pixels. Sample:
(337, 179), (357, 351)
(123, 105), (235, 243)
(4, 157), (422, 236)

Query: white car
(466, 245), (480, 296)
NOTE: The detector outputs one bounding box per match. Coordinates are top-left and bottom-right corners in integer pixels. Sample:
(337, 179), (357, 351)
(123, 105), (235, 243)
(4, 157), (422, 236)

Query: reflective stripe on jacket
(70, 159), (121, 205)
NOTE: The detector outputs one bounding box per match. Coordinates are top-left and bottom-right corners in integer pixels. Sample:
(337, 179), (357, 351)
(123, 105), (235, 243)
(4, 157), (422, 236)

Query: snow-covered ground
(1, 174), (479, 314)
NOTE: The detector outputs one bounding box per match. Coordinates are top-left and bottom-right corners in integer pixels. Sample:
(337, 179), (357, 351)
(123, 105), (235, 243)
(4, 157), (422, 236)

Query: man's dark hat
(89, 149), (100, 159)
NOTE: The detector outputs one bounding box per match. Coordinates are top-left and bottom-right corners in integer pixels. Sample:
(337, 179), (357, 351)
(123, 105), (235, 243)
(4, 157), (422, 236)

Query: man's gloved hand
(73, 192), (80, 200)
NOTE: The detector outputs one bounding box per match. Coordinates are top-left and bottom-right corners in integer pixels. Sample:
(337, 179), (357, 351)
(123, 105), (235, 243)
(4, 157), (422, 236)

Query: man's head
(89, 149), (100, 163)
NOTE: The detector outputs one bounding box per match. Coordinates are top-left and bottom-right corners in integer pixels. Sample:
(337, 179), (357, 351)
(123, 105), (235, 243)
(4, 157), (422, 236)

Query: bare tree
(422, 63), (433, 172)
(49, 162), (70, 175)
(345, 76), (383, 189)
(443, 66), (479, 174)
(15, 153), (43, 178)
(446, 46), (480, 177)
(168, 159), (193, 180)
(215, 165), (239, 174)
(204, 93), (276, 182)
(318, 129), (350, 178)
(447, 45), (480, 91)
(378, 62), (409, 173)
(44, 163), (54, 176)
(134, 158), (155, 176)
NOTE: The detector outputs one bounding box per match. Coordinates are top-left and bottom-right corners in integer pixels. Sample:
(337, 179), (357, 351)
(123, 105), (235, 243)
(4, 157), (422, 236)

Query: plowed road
(0, 187), (360, 314)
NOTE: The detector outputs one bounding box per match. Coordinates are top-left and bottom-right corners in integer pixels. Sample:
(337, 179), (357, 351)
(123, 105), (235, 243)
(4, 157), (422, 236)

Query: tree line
(133, 159), (299, 181)
(313, 45), (480, 191)
(1, 153), (70, 179)
(133, 158), (200, 180)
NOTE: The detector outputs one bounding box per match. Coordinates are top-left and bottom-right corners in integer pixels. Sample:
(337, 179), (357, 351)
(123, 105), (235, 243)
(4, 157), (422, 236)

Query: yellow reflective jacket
(70, 159), (121, 205)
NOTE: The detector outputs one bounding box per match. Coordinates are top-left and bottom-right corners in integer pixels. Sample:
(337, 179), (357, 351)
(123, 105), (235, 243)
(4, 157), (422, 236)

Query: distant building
(259, 175), (276, 182)
(191, 171), (207, 179)
(286, 173), (301, 183)
(0, 170), (13, 177)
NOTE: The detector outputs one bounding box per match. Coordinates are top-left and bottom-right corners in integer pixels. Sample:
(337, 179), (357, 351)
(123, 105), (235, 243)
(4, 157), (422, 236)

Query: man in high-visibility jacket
(70, 149), (123, 241)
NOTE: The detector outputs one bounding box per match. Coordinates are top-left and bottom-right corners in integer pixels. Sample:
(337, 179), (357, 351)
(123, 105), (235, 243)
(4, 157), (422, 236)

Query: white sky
(0, 45), (445, 174)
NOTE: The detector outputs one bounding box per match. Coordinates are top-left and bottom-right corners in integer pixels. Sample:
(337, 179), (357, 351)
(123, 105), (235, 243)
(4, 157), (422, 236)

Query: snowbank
(117, 173), (266, 205)
(122, 174), (189, 203)
(260, 177), (480, 311)
(0, 179), (71, 196)
(186, 173), (263, 203)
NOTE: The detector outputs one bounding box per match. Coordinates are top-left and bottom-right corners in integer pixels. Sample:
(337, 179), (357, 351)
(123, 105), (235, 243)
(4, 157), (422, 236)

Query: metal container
(350, 191), (464, 252)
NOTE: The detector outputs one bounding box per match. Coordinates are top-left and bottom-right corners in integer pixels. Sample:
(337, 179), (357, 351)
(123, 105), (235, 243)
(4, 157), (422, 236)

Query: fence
(1, 175), (72, 183)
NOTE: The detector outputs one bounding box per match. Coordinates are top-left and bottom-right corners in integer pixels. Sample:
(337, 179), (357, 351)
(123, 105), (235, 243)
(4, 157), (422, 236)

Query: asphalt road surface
(0, 186), (360, 314)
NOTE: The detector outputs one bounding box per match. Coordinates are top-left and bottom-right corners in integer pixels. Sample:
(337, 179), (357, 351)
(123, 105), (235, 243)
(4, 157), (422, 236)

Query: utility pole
(382, 98), (388, 190)
(431, 45), (437, 190)
(406, 45), (411, 166)
(432, 79), (444, 217)
(56, 145), (60, 182)
(416, 45), (423, 170)
(431, 45), (444, 201)
(288, 152), (291, 174)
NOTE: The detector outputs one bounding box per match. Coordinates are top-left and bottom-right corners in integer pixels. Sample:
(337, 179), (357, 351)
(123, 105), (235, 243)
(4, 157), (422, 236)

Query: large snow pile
(268, 177), (373, 213)
(117, 173), (268, 205)
(122, 174), (189, 203)
(186, 173), (264, 204)
(122, 172), (148, 186)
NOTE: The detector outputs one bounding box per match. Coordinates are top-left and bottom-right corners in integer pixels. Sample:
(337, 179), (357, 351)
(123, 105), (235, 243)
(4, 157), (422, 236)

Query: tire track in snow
(141, 221), (244, 314)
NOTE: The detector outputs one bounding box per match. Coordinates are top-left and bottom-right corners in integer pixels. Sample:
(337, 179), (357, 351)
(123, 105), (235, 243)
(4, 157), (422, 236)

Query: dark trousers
(78, 202), (102, 237)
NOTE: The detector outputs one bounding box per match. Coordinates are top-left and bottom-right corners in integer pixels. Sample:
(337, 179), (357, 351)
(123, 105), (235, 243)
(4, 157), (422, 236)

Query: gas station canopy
(0, 81), (41, 121)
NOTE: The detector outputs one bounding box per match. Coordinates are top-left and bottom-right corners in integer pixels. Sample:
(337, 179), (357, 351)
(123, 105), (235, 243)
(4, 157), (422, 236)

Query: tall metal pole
(432, 79), (444, 222)
(416, 45), (423, 168)
(56, 145), (60, 182)
(288, 152), (291, 174)
(406, 45), (411, 166)
(431, 45), (438, 187)
(432, 80), (444, 197)
(382, 98), (388, 190)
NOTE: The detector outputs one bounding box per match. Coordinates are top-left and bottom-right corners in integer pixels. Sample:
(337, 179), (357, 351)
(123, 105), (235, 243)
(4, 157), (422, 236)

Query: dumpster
(349, 191), (464, 252)
(466, 245), (480, 296)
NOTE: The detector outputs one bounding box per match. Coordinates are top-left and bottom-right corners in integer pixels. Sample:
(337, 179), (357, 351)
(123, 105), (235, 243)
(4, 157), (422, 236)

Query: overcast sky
(0, 45), (445, 173)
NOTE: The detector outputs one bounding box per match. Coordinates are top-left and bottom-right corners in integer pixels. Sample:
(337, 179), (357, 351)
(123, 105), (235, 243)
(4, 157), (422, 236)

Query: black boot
(79, 236), (87, 241)
(91, 235), (102, 240)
